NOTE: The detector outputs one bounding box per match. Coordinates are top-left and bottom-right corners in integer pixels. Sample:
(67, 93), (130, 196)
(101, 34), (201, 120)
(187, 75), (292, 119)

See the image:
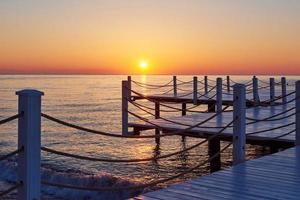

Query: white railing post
(281, 77), (287, 104)
(204, 76), (208, 94)
(233, 84), (246, 165)
(193, 76), (198, 105)
(127, 76), (132, 99)
(173, 76), (177, 97)
(16, 89), (43, 200)
(122, 80), (129, 135)
(296, 81), (300, 145)
(270, 78), (275, 105)
(216, 78), (223, 113)
(226, 75), (230, 92)
(252, 76), (259, 104)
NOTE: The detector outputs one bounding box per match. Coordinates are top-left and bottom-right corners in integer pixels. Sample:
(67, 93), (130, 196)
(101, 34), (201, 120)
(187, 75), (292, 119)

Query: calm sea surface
(0, 75), (298, 199)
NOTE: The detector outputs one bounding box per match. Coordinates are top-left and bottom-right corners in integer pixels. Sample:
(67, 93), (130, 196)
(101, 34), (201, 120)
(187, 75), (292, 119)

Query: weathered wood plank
(134, 146), (300, 200)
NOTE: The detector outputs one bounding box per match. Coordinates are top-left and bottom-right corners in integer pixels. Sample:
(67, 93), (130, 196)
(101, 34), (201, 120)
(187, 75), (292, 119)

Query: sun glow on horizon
(139, 61), (148, 70)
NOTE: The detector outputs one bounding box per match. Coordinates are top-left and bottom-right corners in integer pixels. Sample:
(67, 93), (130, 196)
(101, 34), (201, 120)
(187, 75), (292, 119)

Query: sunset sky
(0, 0), (299, 75)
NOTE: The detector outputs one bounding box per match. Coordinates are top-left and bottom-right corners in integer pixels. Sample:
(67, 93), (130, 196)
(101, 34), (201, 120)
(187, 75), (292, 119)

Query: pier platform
(129, 103), (296, 147)
(132, 146), (300, 200)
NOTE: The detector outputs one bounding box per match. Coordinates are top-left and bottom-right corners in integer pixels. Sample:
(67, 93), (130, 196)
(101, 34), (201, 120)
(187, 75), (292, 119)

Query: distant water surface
(0, 75), (298, 199)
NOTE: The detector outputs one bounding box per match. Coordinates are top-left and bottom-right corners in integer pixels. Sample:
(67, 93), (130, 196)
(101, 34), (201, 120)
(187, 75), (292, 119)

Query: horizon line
(0, 73), (299, 76)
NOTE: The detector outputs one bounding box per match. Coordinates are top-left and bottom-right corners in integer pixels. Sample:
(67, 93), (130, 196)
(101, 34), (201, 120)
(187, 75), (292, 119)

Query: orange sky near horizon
(1, 1), (300, 75)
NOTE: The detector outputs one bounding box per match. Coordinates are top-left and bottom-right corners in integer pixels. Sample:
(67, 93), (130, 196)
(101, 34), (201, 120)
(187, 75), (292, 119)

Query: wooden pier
(132, 146), (300, 200)
(126, 76), (296, 150)
(124, 76), (298, 172)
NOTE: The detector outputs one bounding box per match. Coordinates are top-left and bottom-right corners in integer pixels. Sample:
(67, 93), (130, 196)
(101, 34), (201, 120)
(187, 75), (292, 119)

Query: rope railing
(245, 83), (276, 95)
(246, 112), (295, 125)
(197, 80), (205, 84)
(42, 142), (232, 192)
(0, 182), (22, 198)
(197, 79), (216, 88)
(130, 87), (210, 108)
(42, 113), (179, 139)
(256, 79), (282, 87)
(246, 107), (295, 123)
(41, 119), (234, 163)
(258, 91), (296, 105)
(177, 88), (192, 92)
(176, 79), (194, 84)
(247, 96), (295, 109)
(230, 79), (252, 86)
(130, 101), (231, 129)
(131, 97), (219, 114)
(131, 77), (289, 100)
(42, 102), (229, 140)
(0, 112), (22, 125)
(246, 122), (295, 136)
(273, 129), (295, 139)
(256, 95), (298, 108)
(128, 104), (231, 132)
(245, 91), (296, 109)
(161, 87), (174, 95)
(0, 147), (24, 162)
(197, 86), (217, 98)
(132, 79), (275, 102)
(129, 99), (211, 114)
(258, 79), (273, 85)
(247, 112), (297, 125)
(202, 93), (217, 100)
(131, 79), (173, 89)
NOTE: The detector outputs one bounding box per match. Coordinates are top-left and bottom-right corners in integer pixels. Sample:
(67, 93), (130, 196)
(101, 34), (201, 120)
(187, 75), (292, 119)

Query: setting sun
(139, 61), (148, 70)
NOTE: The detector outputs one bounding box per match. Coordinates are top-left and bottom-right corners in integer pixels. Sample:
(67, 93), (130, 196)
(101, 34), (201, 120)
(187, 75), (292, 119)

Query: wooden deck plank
(145, 189), (207, 200)
(187, 178), (284, 200)
(199, 171), (300, 195)
(168, 182), (258, 200)
(134, 146), (300, 200)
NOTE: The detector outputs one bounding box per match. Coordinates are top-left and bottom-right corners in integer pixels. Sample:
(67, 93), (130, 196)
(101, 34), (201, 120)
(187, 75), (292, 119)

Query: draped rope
(0, 112), (22, 125)
(130, 99), (218, 115)
(273, 129), (295, 139)
(130, 101), (230, 129)
(176, 79), (193, 84)
(246, 107), (295, 123)
(42, 103), (229, 139)
(42, 113), (178, 139)
(42, 142), (232, 191)
(246, 122), (295, 136)
(41, 119), (234, 163)
(131, 80), (173, 89)
(127, 105), (230, 134)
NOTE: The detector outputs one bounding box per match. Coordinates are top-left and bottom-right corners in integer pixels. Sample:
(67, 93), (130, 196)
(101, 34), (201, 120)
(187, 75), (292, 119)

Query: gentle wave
(0, 159), (143, 200)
